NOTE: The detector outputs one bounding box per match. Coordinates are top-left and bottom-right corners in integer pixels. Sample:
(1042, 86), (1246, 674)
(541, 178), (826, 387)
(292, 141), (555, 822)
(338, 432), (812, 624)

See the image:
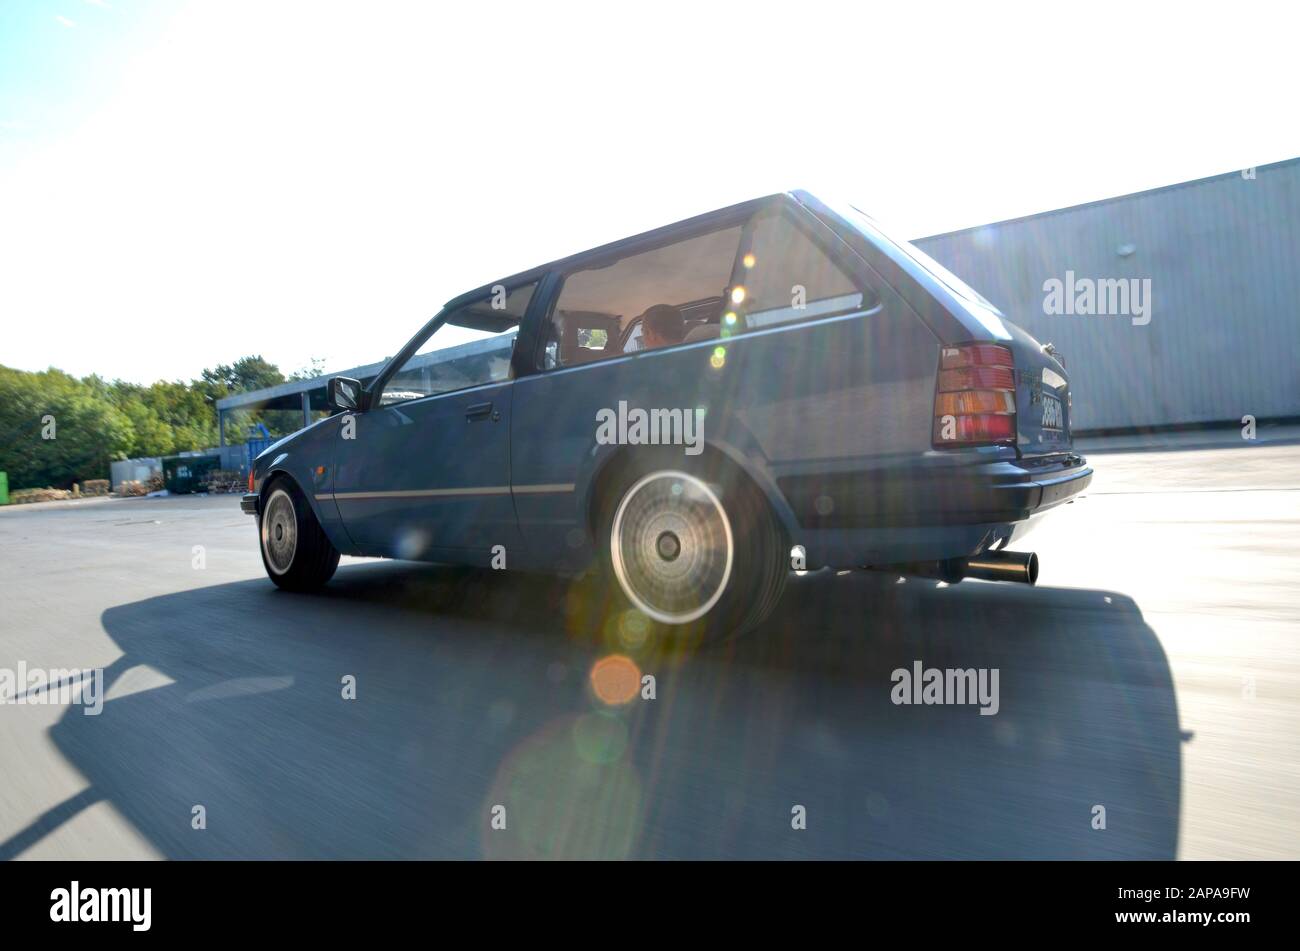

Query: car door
(331, 282), (537, 558)
(511, 217), (749, 568)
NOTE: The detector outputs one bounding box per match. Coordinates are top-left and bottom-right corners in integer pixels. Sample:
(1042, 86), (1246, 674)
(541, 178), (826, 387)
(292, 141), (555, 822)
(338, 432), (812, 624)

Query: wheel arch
(258, 466), (340, 542)
(259, 467), (303, 509)
(260, 460), (333, 529)
(581, 437), (796, 549)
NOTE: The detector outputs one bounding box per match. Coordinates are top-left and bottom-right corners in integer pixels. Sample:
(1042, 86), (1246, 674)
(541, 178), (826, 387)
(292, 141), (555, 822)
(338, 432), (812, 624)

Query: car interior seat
(683, 322), (721, 343)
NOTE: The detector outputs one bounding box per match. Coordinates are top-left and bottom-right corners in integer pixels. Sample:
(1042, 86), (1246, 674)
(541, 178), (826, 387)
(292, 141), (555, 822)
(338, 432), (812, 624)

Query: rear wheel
(259, 479), (339, 591)
(598, 453), (787, 642)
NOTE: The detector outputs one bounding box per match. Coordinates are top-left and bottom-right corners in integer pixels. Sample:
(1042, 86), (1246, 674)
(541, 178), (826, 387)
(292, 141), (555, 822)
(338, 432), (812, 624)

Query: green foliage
(289, 357), (326, 381)
(0, 366), (135, 490)
(200, 356), (285, 395)
(0, 354), (314, 490)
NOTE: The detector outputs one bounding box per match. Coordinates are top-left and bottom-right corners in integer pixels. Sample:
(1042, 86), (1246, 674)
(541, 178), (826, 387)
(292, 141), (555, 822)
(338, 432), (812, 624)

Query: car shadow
(3, 561), (1181, 859)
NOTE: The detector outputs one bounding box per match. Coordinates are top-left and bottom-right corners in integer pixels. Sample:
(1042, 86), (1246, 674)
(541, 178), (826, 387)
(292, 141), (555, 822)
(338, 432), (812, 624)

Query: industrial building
(914, 157), (1300, 431)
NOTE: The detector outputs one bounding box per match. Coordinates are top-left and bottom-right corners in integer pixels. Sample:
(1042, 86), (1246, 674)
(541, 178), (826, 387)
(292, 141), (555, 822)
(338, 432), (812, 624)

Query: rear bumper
(776, 451), (1091, 568)
(778, 453), (1091, 529)
(1011, 459), (1093, 514)
(241, 493), (259, 516)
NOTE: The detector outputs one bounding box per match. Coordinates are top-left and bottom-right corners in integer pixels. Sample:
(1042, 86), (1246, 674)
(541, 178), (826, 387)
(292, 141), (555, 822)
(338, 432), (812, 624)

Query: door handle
(466, 401), (494, 421)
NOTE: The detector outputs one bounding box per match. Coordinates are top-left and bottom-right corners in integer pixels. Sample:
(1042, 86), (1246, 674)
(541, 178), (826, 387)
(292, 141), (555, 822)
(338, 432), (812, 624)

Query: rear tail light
(933, 343), (1016, 446)
(938, 365), (1016, 391)
(248, 470), (255, 493)
(934, 390), (1015, 416)
(938, 344), (1013, 368)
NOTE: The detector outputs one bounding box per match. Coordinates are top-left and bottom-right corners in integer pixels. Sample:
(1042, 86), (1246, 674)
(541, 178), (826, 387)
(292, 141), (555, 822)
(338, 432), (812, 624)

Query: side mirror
(327, 376), (363, 413)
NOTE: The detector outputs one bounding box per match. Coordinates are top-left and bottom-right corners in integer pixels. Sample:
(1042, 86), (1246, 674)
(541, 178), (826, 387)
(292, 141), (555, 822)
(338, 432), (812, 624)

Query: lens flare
(616, 610), (650, 650)
(394, 528), (430, 559)
(589, 654), (641, 705)
(482, 716), (643, 860)
(573, 710), (629, 764)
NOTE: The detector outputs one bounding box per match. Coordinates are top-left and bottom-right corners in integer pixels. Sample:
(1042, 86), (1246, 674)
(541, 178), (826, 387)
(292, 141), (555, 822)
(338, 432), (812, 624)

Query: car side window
(731, 209), (877, 332)
(380, 283), (536, 406)
(622, 321), (644, 353)
(540, 224), (742, 369)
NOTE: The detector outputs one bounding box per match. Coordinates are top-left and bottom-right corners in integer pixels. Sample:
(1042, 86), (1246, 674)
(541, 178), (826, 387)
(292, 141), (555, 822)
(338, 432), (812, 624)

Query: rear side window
(732, 209), (876, 331)
(535, 204), (875, 370)
(540, 225), (742, 368)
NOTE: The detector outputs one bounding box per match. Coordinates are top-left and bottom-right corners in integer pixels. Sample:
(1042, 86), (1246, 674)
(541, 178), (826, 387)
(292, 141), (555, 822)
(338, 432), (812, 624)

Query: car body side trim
(319, 483), (575, 502)
(324, 488), (509, 500)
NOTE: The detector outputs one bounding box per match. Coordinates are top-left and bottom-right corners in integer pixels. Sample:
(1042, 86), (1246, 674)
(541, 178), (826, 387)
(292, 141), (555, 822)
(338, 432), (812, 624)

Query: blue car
(243, 190), (1091, 638)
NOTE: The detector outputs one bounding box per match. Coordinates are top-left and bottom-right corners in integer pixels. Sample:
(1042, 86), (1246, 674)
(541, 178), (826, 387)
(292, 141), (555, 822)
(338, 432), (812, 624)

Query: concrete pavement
(1, 434), (1296, 858)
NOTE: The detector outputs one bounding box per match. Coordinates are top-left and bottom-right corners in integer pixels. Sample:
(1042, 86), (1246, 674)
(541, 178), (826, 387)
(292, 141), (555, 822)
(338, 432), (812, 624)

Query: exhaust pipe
(960, 550), (1038, 585)
(873, 550), (1039, 585)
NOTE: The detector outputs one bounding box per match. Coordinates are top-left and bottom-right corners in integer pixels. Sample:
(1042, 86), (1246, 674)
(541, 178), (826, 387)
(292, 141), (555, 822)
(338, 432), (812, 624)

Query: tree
(0, 355), (308, 490)
(289, 357), (326, 381)
(199, 356), (285, 396)
(0, 366), (134, 489)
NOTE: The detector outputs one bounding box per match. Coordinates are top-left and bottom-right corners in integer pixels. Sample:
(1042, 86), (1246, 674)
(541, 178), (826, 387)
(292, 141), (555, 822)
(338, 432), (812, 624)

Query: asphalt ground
(1, 429), (1297, 858)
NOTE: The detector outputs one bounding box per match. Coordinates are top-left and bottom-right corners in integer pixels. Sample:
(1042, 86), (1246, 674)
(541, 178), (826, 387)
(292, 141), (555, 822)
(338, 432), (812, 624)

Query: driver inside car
(638, 303), (687, 351)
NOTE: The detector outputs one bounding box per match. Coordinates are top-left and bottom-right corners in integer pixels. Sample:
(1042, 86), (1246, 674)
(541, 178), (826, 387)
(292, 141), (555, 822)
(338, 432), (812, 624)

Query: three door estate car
(243, 190), (1092, 638)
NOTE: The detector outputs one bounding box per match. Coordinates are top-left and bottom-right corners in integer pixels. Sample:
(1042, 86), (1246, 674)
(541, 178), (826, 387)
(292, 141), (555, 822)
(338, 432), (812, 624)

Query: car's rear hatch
(791, 192), (1076, 459)
(1003, 322), (1074, 457)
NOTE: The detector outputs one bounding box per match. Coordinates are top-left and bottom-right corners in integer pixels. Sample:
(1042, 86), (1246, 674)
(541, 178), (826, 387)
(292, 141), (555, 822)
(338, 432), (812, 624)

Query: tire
(596, 451), (787, 642)
(258, 478), (340, 591)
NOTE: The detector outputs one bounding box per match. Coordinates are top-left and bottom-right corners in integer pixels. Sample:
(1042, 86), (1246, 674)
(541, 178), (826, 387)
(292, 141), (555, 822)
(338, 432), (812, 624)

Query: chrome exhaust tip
(961, 550), (1039, 585)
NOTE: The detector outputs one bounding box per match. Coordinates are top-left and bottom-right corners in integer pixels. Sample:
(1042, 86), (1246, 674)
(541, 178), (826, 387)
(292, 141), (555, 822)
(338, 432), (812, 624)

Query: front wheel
(599, 455), (787, 642)
(259, 480), (340, 591)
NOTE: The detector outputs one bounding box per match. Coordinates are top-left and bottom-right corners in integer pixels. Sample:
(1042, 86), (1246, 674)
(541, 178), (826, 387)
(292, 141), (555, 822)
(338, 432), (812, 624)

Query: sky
(2, 0), (1297, 384)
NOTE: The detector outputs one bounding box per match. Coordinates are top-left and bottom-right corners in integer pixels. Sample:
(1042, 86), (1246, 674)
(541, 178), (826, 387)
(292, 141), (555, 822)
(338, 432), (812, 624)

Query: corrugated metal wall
(913, 159), (1300, 431)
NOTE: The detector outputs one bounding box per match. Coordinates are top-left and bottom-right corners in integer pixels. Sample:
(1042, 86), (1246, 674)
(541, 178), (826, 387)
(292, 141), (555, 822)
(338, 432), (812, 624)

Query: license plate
(1041, 394), (1064, 431)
